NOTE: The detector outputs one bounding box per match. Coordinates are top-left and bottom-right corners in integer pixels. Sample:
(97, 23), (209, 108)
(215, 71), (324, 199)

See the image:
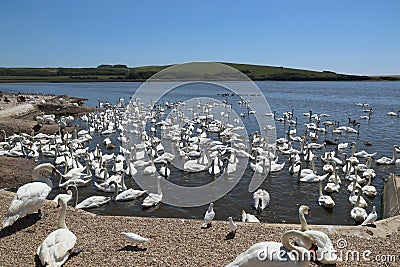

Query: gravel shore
(1, 189), (399, 267)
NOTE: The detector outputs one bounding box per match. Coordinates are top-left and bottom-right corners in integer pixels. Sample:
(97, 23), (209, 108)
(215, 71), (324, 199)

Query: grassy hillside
(0, 63), (396, 83)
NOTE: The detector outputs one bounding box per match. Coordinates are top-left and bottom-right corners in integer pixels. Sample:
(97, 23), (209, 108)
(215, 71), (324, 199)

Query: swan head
(299, 205), (311, 217)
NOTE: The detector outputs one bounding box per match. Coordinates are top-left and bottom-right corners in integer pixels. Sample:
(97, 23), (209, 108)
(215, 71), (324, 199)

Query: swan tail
(2, 214), (19, 229)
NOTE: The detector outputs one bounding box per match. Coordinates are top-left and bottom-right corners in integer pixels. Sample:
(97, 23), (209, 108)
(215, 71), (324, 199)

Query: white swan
(94, 172), (126, 192)
(349, 185), (367, 208)
(241, 210), (260, 223)
(75, 185), (111, 209)
(298, 172), (328, 183)
(318, 178), (335, 208)
(226, 230), (318, 267)
(208, 156), (221, 176)
(109, 180), (147, 202)
(296, 205), (337, 264)
(362, 175), (377, 198)
(202, 202), (215, 228)
(324, 162), (340, 193)
(376, 145), (398, 165)
(159, 161), (171, 178)
(36, 195), (78, 267)
(350, 205), (367, 224)
(142, 176), (163, 208)
(143, 156), (157, 175)
(3, 163), (56, 228)
(253, 189), (270, 212)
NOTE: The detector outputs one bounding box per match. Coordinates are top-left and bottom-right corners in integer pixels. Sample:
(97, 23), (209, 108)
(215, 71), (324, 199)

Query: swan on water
(142, 176), (163, 208)
(253, 189), (270, 212)
(3, 163), (56, 229)
(241, 210), (260, 223)
(109, 180), (147, 202)
(317, 178), (335, 208)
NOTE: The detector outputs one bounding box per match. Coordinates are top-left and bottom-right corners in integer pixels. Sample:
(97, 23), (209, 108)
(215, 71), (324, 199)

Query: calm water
(1, 81), (399, 225)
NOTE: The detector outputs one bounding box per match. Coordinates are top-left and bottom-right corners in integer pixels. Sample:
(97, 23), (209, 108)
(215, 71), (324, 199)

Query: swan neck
(32, 165), (53, 189)
(281, 230), (311, 255)
(319, 180), (323, 197)
(58, 200), (68, 229)
(299, 211), (309, 231)
(157, 178), (161, 194)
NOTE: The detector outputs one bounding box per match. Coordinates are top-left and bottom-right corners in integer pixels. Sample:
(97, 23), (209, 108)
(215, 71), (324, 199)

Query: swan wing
(3, 182), (51, 228)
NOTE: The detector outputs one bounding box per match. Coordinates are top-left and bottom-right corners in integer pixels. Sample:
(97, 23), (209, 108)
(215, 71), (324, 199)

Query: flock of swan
(1, 94), (398, 266)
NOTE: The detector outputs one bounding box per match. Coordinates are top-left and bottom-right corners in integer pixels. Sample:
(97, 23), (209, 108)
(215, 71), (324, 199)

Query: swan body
(350, 207), (367, 223)
(318, 179), (335, 208)
(36, 195), (77, 267)
(253, 189), (270, 211)
(142, 176), (162, 207)
(3, 163), (56, 229)
(299, 173), (328, 183)
(109, 180), (147, 201)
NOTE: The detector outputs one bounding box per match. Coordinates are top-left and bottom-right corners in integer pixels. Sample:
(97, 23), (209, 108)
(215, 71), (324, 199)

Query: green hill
(0, 63), (395, 83)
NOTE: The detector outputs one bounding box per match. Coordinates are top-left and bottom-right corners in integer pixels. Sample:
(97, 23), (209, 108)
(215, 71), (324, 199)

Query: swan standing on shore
(36, 195), (79, 267)
(3, 163), (57, 229)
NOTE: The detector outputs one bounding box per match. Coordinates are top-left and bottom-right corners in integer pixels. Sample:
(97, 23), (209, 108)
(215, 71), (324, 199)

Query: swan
(253, 189), (270, 212)
(142, 176), (163, 208)
(208, 156), (221, 176)
(298, 172), (328, 183)
(202, 202), (215, 228)
(250, 156), (269, 174)
(121, 232), (149, 245)
(241, 210), (260, 223)
(222, 157), (237, 175)
(226, 230), (319, 267)
(109, 180), (147, 202)
(325, 162), (341, 193)
(350, 194), (368, 224)
(296, 205), (337, 264)
(75, 185), (111, 209)
(349, 184), (367, 208)
(143, 156), (157, 175)
(159, 161), (171, 178)
(94, 172), (126, 192)
(297, 157), (316, 178)
(36, 195), (79, 267)
(376, 145), (398, 165)
(317, 178), (335, 208)
(361, 206), (377, 226)
(362, 175), (377, 198)
(3, 163), (56, 229)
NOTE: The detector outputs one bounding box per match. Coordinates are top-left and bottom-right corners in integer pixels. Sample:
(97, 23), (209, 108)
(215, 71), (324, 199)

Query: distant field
(0, 63), (397, 83)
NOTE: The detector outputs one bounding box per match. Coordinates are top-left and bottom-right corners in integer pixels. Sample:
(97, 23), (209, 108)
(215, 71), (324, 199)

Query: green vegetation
(0, 63), (397, 83)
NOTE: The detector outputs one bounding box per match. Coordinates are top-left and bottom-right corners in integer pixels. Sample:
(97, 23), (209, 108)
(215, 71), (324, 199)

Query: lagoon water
(1, 81), (399, 225)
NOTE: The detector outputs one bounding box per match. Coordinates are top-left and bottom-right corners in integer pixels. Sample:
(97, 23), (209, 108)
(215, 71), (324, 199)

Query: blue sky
(0, 0), (399, 75)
